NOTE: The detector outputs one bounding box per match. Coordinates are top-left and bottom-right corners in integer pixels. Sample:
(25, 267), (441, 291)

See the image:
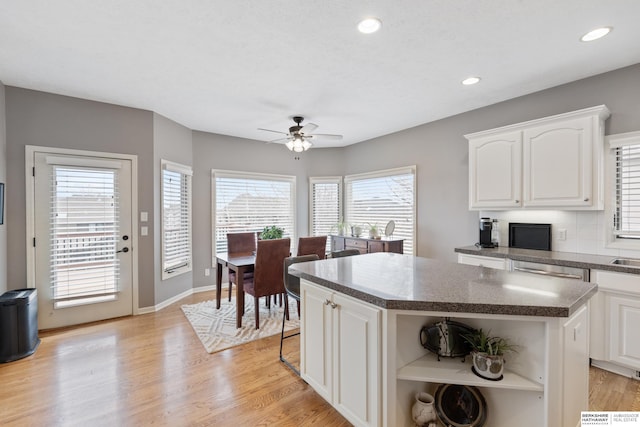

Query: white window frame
(309, 176), (343, 238)
(211, 169), (297, 260)
(161, 160), (193, 280)
(606, 131), (640, 250)
(344, 165), (417, 255)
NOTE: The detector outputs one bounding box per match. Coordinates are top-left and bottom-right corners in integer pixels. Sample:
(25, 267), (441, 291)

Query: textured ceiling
(1, 0), (640, 147)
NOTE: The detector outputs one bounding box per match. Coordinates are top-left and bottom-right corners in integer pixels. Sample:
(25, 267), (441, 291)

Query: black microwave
(508, 223), (552, 251)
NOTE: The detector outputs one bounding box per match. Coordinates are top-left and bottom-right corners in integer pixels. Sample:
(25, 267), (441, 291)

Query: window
(309, 177), (342, 250)
(212, 170), (296, 255)
(609, 131), (640, 244)
(161, 160), (193, 279)
(49, 162), (121, 306)
(344, 166), (416, 254)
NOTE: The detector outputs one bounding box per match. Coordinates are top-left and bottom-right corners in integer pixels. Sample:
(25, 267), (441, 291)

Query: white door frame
(25, 145), (140, 315)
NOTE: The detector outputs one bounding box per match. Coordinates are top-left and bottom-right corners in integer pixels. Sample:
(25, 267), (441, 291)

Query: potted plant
(259, 225), (284, 240)
(367, 223), (380, 239)
(462, 328), (516, 380)
(333, 218), (347, 236)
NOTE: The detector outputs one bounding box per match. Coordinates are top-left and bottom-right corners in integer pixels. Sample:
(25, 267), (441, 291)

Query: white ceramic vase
(411, 392), (437, 427)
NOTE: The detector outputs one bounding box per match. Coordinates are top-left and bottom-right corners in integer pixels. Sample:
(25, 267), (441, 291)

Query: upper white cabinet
(468, 131), (522, 208)
(466, 105), (610, 210)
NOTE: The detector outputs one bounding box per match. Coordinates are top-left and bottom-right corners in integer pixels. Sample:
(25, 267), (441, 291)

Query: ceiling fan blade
(266, 137), (291, 144)
(258, 128), (289, 136)
(307, 134), (343, 140)
(300, 123), (318, 134)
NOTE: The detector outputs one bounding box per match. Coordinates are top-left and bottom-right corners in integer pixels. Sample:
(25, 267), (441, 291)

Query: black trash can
(0, 288), (40, 363)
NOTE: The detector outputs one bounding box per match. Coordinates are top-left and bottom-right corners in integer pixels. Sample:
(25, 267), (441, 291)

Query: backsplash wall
(479, 210), (640, 258)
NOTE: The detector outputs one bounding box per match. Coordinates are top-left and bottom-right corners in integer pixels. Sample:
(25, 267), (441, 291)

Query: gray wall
(5, 87), (157, 307)
(153, 113), (194, 303)
(2, 63), (639, 307)
(0, 82), (6, 294)
(343, 63), (640, 261)
(191, 131), (345, 288)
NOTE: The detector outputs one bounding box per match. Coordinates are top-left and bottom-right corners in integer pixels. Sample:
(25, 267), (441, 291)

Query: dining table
(215, 251), (255, 328)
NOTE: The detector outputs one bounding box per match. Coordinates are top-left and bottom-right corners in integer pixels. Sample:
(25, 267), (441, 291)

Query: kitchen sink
(610, 258), (640, 268)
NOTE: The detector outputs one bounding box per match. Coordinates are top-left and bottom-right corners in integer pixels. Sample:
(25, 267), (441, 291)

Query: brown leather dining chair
(227, 232), (257, 301)
(297, 235), (328, 259)
(243, 238), (291, 329)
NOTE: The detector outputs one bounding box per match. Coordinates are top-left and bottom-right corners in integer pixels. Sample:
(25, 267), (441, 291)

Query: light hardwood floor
(0, 290), (638, 426)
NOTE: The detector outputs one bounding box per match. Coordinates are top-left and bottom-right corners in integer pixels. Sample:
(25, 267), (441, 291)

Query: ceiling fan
(258, 116), (343, 152)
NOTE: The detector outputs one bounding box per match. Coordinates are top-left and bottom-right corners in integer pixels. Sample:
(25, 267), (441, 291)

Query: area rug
(181, 294), (299, 354)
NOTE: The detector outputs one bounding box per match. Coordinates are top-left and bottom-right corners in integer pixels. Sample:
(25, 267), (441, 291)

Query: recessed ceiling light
(580, 27), (612, 42)
(358, 17), (382, 34)
(462, 76), (481, 86)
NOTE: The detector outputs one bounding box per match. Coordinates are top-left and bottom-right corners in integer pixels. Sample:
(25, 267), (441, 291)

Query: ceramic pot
(471, 350), (504, 380)
(411, 392), (437, 427)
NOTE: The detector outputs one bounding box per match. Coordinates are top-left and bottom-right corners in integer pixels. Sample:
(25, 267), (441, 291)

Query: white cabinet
(590, 270), (640, 376)
(469, 131), (522, 208)
(300, 280), (381, 427)
(457, 253), (507, 270)
(608, 295), (640, 369)
(466, 105), (610, 210)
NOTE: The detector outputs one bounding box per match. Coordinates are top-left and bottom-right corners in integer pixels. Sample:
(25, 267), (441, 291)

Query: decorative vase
(353, 226), (362, 237)
(471, 350), (504, 380)
(411, 392), (437, 427)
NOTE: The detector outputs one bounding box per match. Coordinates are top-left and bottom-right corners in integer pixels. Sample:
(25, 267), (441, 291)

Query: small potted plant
(367, 223), (380, 239)
(463, 328), (516, 380)
(333, 218), (347, 236)
(259, 225), (284, 240)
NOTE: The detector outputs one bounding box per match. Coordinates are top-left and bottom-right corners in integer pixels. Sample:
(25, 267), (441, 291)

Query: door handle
(117, 247), (129, 253)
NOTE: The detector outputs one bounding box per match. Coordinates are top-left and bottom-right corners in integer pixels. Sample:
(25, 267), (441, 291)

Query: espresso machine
(478, 217), (497, 248)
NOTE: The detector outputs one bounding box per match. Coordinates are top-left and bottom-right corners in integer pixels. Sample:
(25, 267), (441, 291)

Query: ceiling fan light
(293, 144), (304, 153)
(285, 140), (295, 151)
(302, 140), (312, 151)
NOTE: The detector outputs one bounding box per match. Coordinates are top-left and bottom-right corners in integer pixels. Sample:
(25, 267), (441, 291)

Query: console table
(330, 235), (403, 254)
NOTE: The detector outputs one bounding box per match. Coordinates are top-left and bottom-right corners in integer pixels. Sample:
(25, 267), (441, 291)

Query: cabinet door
(523, 117), (593, 207)
(468, 132), (522, 209)
(608, 295), (640, 370)
(300, 282), (333, 402)
(332, 293), (381, 427)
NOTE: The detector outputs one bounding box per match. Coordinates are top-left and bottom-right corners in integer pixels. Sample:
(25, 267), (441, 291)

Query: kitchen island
(289, 252), (597, 427)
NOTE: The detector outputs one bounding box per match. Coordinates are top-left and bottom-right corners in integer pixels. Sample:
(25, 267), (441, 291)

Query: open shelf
(397, 352), (544, 392)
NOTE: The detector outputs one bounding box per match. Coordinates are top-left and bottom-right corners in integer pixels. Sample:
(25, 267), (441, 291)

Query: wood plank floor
(0, 290), (638, 426)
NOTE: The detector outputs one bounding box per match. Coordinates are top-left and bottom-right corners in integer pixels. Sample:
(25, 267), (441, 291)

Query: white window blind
(162, 161), (193, 277)
(345, 166), (416, 254)
(612, 135), (640, 238)
(50, 165), (120, 303)
(310, 177), (342, 236)
(212, 170), (296, 254)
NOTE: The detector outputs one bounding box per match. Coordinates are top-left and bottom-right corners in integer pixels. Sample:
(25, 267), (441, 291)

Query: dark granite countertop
(289, 252), (596, 317)
(455, 245), (640, 274)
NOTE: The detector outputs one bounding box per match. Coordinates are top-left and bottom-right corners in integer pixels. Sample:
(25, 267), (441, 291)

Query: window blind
(613, 141), (640, 238)
(50, 165), (120, 302)
(213, 170), (295, 254)
(162, 162), (192, 275)
(310, 177), (342, 236)
(345, 166), (416, 254)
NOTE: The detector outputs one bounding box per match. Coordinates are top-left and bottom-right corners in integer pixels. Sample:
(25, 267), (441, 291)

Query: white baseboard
(137, 284), (220, 314)
(591, 359), (640, 380)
